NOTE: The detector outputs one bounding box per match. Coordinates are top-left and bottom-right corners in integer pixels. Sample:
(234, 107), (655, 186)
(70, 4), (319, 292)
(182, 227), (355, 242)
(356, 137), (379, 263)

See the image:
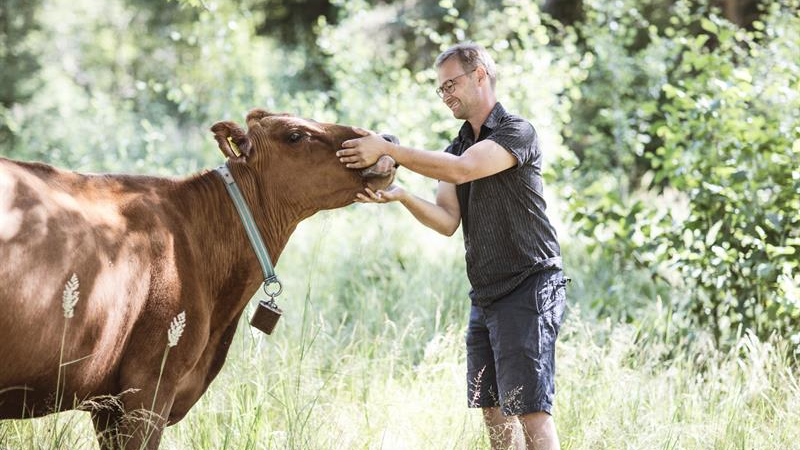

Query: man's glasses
(435, 69), (477, 98)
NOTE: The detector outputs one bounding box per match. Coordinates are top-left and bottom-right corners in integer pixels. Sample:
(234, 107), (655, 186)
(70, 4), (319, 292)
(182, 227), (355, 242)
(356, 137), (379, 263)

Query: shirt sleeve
(444, 140), (460, 156)
(486, 118), (538, 167)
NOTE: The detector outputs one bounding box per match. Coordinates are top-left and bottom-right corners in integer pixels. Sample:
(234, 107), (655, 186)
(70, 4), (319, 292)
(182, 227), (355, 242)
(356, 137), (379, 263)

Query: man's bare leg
(482, 406), (524, 450)
(518, 411), (559, 450)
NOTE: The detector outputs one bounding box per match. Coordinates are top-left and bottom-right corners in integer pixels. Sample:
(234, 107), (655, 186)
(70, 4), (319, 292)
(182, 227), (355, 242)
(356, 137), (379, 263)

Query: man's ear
(476, 65), (487, 86)
(210, 121), (252, 160)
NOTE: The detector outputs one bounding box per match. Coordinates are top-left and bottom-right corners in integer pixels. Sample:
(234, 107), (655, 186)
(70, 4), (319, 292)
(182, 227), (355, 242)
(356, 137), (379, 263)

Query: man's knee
(519, 411), (559, 449)
(482, 407), (522, 445)
(519, 411), (553, 428)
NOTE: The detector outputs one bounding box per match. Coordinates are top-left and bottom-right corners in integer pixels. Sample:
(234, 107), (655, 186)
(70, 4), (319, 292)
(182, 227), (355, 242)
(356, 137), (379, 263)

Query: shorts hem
(501, 402), (553, 417)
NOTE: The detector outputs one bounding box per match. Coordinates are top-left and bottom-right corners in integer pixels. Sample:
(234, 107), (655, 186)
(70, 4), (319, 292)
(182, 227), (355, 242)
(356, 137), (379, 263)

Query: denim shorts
(466, 269), (569, 416)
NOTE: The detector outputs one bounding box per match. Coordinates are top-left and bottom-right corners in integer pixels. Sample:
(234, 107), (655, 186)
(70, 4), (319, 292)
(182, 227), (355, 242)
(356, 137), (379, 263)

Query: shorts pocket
(533, 274), (569, 315)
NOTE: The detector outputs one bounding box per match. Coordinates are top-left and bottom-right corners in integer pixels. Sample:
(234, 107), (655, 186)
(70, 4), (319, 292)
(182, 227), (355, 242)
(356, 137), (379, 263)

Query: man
(336, 43), (568, 450)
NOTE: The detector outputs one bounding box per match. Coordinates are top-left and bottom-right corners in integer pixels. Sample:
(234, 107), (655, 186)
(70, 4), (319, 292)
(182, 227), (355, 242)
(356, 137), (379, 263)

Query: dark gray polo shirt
(445, 102), (562, 306)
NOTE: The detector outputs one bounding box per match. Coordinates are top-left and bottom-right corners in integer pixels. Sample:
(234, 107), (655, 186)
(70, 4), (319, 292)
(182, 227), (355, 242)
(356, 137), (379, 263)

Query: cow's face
(210, 109), (395, 212)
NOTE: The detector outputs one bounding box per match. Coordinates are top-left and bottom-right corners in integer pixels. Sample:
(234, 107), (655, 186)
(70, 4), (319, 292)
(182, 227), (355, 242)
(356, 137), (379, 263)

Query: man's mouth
(446, 99), (460, 110)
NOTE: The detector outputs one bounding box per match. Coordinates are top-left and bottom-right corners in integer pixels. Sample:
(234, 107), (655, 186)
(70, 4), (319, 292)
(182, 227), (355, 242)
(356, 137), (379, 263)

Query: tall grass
(1, 206), (798, 449)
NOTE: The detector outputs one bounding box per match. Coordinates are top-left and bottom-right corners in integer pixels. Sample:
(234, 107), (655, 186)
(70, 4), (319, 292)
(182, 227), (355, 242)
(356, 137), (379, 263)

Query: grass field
(1, 206), (798, 450)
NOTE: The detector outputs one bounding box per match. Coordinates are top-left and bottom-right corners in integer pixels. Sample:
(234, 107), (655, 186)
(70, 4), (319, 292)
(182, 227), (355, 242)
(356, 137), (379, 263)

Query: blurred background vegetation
(1, 0), (799, 447)
(2, 0), (797, 351)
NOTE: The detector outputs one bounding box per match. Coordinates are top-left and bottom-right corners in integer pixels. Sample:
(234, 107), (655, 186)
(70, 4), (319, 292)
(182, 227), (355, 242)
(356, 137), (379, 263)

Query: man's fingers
(337, 148), (362, 165)
(352, 127), (372, 137)
(356, 188), (395, 204)
(367, 188), (386, 201)
(356, 192), (382, 203)
(341, 138), (361, 149)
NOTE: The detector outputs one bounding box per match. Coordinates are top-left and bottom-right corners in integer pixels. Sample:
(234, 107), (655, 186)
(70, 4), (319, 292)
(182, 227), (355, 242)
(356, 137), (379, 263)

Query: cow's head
(211, 109), (396, 213)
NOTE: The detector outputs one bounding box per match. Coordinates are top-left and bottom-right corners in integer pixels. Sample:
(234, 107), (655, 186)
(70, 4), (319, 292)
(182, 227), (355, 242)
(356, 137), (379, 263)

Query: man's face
(437, 58), (477, 120)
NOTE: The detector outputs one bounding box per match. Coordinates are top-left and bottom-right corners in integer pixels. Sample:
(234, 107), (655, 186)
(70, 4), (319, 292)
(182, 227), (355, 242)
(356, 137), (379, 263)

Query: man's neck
(467, 97), (498, 139)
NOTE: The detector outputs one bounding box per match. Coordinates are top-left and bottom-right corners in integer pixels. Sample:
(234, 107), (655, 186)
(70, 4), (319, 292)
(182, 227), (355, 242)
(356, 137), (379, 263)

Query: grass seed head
(62, 273), (80, 319)
(168, 311), (186, 347)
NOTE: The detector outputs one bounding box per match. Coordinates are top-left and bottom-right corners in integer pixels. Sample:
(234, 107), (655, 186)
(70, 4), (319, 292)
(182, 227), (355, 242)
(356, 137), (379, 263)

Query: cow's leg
(91, 406), (123, 450)
(114, 388), (176, 450)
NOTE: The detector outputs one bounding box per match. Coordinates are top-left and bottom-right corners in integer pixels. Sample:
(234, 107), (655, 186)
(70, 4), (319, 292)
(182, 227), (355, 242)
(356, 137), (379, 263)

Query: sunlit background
(1, 0), (798, 448)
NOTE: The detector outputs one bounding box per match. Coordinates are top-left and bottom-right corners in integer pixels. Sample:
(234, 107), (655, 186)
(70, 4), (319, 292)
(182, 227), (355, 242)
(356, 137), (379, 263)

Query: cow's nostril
(380, 134), (399, 145)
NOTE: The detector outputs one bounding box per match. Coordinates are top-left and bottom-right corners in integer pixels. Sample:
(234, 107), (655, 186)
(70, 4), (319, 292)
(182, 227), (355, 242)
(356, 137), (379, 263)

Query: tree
(0, 0), (42, 148)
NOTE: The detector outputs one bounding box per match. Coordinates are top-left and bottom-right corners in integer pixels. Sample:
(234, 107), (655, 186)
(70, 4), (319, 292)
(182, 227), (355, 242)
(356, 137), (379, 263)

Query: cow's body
(0, 110), (394, 448)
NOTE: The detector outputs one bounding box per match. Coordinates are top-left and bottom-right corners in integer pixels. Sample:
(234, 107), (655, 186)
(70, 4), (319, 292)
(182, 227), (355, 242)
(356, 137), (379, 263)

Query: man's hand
(355, 186), (406, 204)
(338, 128), (394, 169)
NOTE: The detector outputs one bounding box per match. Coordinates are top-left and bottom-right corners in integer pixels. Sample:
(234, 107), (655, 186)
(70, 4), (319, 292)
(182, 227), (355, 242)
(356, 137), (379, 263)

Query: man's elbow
(436, 222), (459, 237)
(448, 174), (469, 185)
(446, 167), (474, 185)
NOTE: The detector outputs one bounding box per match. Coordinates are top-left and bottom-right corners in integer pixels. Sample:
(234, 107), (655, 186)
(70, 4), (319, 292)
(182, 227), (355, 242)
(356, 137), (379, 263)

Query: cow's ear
(210, 121), (252, 160)
(246, 108), (271, 125)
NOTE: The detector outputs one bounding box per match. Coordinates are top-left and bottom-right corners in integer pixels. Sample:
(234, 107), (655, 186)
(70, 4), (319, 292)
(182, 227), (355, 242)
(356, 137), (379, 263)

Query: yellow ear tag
(227, 136), (242, 157)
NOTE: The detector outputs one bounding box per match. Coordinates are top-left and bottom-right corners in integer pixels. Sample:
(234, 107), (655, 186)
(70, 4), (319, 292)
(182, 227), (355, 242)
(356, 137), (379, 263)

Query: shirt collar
(483, 102), (506, 130)
(458, 102), (506, 140)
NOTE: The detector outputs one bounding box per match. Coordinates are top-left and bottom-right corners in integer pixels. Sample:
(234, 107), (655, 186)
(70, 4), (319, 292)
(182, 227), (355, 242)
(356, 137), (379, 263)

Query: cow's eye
(288, 132), (303, 143)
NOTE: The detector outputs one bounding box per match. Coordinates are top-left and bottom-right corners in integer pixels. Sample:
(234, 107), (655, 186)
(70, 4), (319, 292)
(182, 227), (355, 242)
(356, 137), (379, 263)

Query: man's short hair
(435, 42), (497, 90)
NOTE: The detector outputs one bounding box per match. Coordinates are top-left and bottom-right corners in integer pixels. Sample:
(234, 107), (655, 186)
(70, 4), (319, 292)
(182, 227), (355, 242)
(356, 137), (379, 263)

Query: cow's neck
(173, 166), (306, 322)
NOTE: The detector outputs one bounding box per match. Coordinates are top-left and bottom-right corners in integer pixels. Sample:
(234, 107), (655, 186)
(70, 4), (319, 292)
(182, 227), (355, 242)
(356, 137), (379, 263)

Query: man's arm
(338, 132), (517, 184)
(357, 182), (461, 236)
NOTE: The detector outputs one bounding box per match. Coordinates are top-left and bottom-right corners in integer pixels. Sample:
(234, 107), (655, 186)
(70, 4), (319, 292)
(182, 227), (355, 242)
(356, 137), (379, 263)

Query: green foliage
(0, 0), (42, 148)
(654, 4), (800, 345)
(1, 0), (797, 354)
(3, 221), (800, 447)
(567, 0), (800, 348)
(2, 0), (800, 447)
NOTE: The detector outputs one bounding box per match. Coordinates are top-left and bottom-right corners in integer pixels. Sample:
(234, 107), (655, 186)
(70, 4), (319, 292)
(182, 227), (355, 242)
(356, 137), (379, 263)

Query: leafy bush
(3, 0), (797, 352)
(567, 0), (800, 348)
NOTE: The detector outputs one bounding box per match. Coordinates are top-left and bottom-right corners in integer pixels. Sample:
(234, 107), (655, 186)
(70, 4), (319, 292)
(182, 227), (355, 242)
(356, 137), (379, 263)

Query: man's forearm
(398, 192), (460, 236)
(388, 146), (468, 184)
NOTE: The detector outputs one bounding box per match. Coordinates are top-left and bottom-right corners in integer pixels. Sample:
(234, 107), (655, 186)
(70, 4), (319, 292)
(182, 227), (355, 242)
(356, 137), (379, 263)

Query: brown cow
(0, 109), (396, 449)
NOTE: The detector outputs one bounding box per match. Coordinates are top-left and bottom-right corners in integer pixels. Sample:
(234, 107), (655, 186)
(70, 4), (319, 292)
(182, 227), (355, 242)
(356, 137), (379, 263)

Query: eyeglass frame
(435, 68), (478, 98)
